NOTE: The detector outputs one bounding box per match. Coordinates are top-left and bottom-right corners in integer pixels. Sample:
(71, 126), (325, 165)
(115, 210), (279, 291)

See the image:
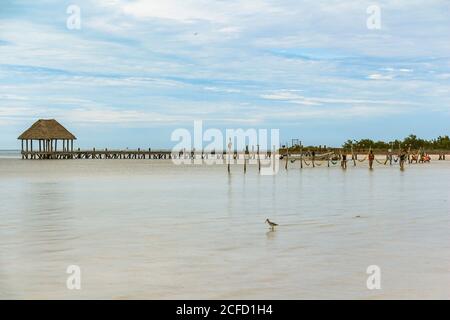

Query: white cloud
(260, 90), (413, 106)
(114, 0), (284, 23)
(367, 74), (394, 80)
(0, 94), (29, 101)
(204, 86), (241, 93)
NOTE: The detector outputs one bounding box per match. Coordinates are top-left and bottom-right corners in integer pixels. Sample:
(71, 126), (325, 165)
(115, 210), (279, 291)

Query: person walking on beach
(368, 150), (375, 170)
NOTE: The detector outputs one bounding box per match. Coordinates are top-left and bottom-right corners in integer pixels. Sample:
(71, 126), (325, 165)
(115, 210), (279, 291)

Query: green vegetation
(342, 135), (450, 150)
(280, 135), (450, 153)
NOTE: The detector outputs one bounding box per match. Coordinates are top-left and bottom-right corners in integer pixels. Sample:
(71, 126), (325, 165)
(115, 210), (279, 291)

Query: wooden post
(300, 146), (303, 169)
(285, 143), (288, 170)
(227, 141), (231, 174)
(30, 140), (33, 152)
(351, 145), (356, 166)
(285, 153), (288, 170)
(273, 144), (276, 172)
(71, 140), (73, 152)
(244, 149), (247, 174)
(257, 144), (261, 173)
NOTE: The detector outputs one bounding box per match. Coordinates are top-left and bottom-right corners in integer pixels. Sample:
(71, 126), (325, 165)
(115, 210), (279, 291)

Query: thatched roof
(18, 119), (76, 140)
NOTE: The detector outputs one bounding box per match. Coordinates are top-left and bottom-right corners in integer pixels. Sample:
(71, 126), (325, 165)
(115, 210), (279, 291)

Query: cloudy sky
(0, 0), (449, 148)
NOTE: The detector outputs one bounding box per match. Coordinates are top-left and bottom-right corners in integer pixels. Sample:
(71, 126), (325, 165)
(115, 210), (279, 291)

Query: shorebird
(265, 219), (278, 230)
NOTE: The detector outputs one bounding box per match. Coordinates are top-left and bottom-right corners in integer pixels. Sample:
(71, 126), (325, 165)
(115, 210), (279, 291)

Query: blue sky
(0, 0), (449, 149)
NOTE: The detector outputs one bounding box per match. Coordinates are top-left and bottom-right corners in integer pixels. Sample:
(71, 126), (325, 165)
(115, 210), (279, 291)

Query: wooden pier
(17, 119), (275, 161)
(21, 149), (172, 160)
(17, 119), (448, 162)
(20, 149), (272, 160)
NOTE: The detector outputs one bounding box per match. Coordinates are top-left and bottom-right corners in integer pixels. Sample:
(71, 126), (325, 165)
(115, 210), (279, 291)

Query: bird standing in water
(265, 219), (278, 230)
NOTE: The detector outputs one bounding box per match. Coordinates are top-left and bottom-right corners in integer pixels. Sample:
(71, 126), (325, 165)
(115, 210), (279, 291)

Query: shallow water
(0, 157), (449, 299)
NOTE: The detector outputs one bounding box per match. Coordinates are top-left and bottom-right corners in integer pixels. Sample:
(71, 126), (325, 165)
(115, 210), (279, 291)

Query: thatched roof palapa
(18, 119), (76, 140)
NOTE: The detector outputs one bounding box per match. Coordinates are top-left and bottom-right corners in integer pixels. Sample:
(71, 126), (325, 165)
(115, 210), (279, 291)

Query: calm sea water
(0, 154), (449, 299)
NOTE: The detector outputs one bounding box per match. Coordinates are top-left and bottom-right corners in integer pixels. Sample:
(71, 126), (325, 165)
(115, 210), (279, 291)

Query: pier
(19, 149), (275, 160)
(17, 119), (274, 160)
(17, 119), (448, 163)
(20, 149), (172, 160)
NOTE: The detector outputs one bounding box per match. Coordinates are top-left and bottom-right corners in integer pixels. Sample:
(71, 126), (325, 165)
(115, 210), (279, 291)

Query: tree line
(282, 135), (450, 152)
(341, 135), (450, 150)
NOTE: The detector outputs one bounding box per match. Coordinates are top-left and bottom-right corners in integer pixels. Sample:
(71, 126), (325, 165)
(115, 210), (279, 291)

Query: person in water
(311, 150), (316, 167)
(399, 149), (407, 170)
(368, 150), (375, 169)
(341, 152), (347, 169)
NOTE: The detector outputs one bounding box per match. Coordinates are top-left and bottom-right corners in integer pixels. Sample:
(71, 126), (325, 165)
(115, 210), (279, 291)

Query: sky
(0, 0), (449, 149)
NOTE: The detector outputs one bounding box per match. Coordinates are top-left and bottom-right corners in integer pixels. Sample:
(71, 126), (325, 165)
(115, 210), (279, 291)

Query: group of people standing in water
(338, 148), (434, 171)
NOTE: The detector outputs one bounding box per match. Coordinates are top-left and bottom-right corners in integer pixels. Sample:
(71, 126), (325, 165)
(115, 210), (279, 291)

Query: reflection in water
(227, 173), (232, 218)
(2, 181), (78, 298)
(0, 159), (449, 299)
(265, 229), (277, 240)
